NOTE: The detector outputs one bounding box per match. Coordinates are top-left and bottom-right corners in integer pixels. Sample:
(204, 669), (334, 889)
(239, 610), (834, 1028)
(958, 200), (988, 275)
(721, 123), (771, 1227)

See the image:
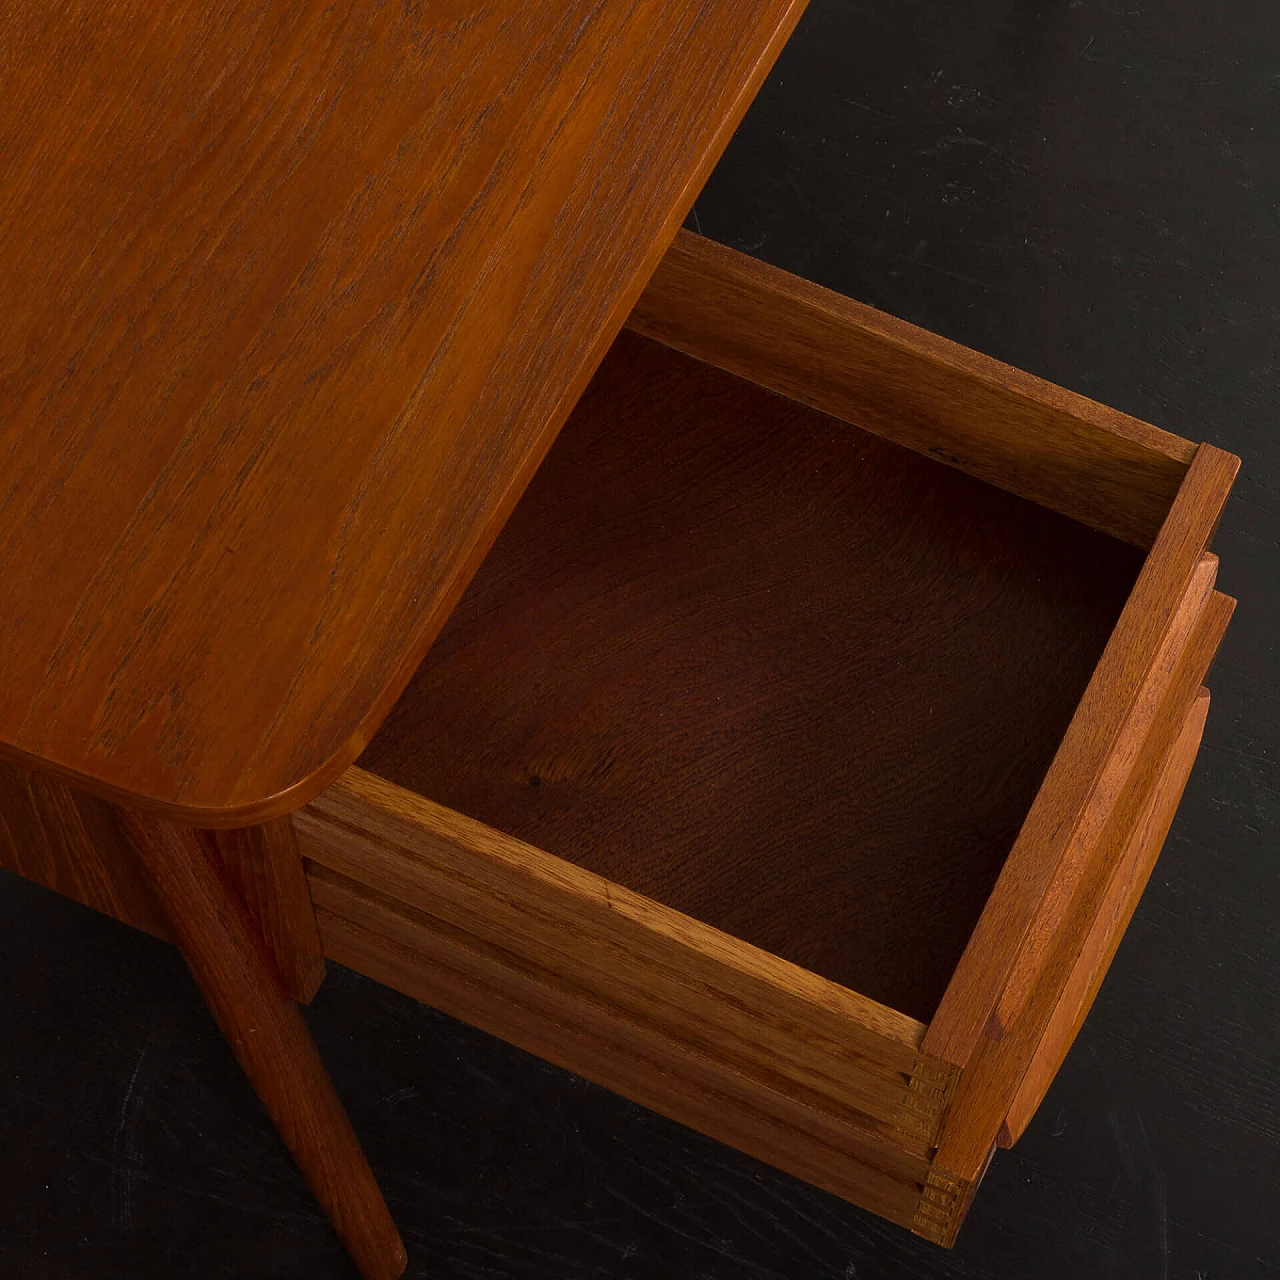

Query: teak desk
(0, 5), (1238, 1275)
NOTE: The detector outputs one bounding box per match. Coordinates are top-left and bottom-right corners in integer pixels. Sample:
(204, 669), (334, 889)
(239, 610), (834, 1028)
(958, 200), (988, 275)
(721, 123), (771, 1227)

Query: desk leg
(115, 806), (407, 1280)
(211, 817), (328, 1005)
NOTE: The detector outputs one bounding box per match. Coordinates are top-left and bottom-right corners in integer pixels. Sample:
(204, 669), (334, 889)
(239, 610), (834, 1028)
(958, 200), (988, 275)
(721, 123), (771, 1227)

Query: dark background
(2, 1), (1276, 1276)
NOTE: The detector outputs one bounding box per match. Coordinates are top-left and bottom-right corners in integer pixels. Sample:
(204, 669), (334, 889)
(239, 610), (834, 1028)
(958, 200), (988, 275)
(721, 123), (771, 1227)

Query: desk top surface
(0, 0), (806, 823)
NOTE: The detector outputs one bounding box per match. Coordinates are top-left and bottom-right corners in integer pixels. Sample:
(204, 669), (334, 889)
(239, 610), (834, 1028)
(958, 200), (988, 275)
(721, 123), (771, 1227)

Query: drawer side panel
(628, 230), (1193, 548)
(309, 862), (931, 1230)
(297, 770), (956, 1145)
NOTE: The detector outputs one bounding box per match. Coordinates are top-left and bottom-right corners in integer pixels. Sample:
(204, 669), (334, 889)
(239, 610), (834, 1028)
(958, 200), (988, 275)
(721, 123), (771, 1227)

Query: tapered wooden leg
(211, 818), (328, 1004)
(115, 806), (407, 1280)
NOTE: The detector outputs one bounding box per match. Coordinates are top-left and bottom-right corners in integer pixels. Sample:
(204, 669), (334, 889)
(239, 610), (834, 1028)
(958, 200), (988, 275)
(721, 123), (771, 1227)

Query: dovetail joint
(891, 1056), (957, 1144)
(912, 1166), (969, 1245)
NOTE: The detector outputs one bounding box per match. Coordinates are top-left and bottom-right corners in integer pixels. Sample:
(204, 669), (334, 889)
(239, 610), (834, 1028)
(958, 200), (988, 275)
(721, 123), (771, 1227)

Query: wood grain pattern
(0, 760), (171, 942)
(627, 231), (1196, 547)
(998, 687), (1212, 1148)
(932, 587), (1236, 1183)
(358, 329), (1144, 1022)
(0, 760), (325, 1001)
(0, 0), (808, 826)
(305, 857), (934, 1238)
(988, 551), (1218, 1033)
(913, 1164), (983, 1249)
(211, 818), (326, 1005)
(0, 3), (1267, 1268)
(925, 446), (1238, 1066)
(295, 768), (944, 1138)
(114, 807), (406, 1279)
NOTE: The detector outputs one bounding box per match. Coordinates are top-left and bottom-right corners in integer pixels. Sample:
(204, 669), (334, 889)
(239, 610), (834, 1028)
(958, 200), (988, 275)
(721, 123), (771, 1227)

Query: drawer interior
(360, 328), (1144, 1024)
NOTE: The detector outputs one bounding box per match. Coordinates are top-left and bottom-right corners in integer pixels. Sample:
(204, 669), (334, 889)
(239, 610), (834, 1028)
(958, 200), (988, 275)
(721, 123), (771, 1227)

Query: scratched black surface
(2, 0), (1278, 1276)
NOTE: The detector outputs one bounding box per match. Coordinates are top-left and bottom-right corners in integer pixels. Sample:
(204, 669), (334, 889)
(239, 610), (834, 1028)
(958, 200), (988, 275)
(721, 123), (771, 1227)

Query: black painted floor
(3, 1), (1278, 1276)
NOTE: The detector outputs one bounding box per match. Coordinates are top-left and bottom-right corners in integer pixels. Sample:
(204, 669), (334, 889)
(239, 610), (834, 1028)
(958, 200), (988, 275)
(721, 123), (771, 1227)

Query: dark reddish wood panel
(361, 333), (1144, 1021)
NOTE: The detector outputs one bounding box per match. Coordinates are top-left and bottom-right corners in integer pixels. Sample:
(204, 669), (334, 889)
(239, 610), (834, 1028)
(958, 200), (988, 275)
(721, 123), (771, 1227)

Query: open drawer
(293, 232), (1238, 1245)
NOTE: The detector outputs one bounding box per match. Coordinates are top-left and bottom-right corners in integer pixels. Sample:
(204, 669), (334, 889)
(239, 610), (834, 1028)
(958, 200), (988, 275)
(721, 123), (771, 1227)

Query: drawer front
(294, 770), (959, 1232)
(1000, 686), (1212, 1147)
(930, 584), (1235, 1195)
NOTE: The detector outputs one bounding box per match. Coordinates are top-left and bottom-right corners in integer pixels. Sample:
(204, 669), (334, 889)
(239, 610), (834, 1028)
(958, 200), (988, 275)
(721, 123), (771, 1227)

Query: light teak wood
(211, 819), (326, 1004)
(0, 763), (325, 1005)
(340, 234), (1236, 1244)
(999, 687), (1213, 1148)
(931, 586), (1236, 1189)
(294, 769), (957, 1238)
(0, 0), (808, 827)
(0, 761), (171, 942)
(628, 230), (1196, 547)
(114, 808), (406, 1280)
(312, 875), (930, 1232)
(926, 452), (1237, 1067)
